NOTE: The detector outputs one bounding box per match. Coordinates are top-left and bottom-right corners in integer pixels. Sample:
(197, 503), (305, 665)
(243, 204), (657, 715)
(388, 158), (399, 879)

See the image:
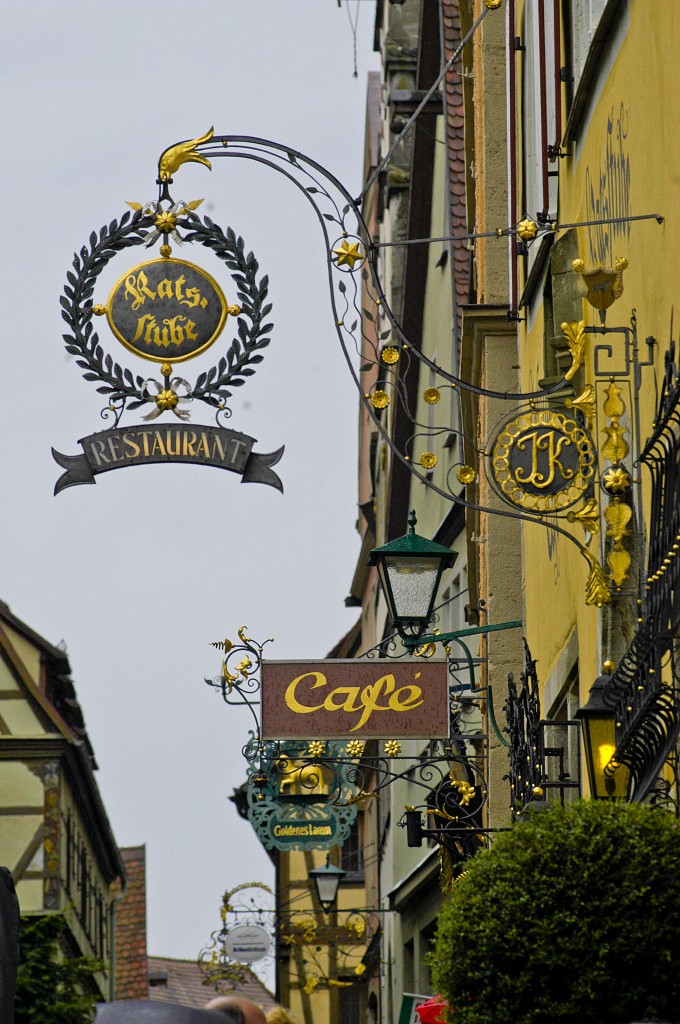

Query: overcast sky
(2, 0), (378, 973)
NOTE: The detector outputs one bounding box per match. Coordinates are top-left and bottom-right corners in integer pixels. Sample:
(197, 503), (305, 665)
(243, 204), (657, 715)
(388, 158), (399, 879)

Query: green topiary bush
(428, 800), (680, 1024)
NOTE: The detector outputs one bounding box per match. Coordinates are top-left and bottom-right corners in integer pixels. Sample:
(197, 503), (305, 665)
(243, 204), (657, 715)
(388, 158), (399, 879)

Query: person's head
(266, 1007), (295, 1024)
(203, 996), (266, 1024)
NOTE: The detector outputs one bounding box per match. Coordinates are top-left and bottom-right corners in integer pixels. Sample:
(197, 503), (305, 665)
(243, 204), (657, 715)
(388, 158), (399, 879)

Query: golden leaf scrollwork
(332, 790), (377, 808)
(583, 550), (612, 607)
(565, 384), (595, 422)
(566, 497), (600, 537)
(561, 320), (587, 381)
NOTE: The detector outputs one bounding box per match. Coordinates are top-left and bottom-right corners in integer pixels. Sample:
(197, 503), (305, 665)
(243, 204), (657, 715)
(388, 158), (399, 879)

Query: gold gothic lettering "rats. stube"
(284, 670), (424, 732)
(124, 270), (209, 311)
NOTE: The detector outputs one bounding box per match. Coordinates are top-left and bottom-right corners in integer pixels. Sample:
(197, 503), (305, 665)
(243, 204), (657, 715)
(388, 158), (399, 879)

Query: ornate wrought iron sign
(261, 659), (449, 739)
(246, 741), (358, 852)
(224, 923), (271, 964)
(53, 185), (283, 493)
(490, 408), (596, 513)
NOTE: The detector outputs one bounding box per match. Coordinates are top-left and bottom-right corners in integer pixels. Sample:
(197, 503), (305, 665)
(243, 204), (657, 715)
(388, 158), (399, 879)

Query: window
(338, 982), (361, 1024)
(341, 814), (364, 880)
(543, 671), (581, 804)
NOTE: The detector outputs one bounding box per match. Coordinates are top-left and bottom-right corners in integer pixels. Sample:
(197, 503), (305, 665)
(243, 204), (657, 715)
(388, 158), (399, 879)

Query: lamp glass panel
(314, 872), (343, 908)
(384, 557), (440, 619)
(583, 713), (630, 800)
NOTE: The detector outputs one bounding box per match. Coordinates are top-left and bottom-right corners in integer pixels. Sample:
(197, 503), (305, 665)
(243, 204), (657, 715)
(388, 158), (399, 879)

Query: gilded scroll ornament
(565, 384), (595, 423)
(566, 497), (600, 537)
(561, 320), (587, 381)
(584, 550), (612, 607)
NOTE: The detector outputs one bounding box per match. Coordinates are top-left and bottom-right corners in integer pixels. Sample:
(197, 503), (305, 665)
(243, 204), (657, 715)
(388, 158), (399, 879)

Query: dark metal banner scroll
(261, 659), (449, 739)
(52, 425), (283, 495)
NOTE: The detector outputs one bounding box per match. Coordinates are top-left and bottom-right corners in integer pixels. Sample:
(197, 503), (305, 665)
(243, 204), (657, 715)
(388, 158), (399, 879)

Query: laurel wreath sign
(60, 209), (273, 414)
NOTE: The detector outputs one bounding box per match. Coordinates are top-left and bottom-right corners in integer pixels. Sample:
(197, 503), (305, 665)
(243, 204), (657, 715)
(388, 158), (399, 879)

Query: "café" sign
(261, 660), (449, 740)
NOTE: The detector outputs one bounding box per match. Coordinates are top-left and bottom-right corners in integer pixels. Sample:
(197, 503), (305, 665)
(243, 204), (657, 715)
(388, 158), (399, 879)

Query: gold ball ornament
(160, 244), (173, 258)
(517, 218), (539, 241)
(93, 304), (107, 316)
(161, 363), (173, 377)
(381, 346), (400, 365)
(603, 659), (615, 674)
(602, 466), (632, 494)
(419, 452), (437, 470)
(154, 210), (177, 233)
(155, 389), (178, 411)
(457, 465), (477, 484)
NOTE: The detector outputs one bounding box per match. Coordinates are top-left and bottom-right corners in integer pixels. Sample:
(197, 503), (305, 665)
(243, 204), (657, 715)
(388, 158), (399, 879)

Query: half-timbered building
(0, 600), (123, 1000)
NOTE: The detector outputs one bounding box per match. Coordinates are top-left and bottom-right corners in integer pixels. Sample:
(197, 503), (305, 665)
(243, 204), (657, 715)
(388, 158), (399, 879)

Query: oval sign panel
(491, 409), (595, 513)
(106, 257), (228, 363)
(224, 924), (272, 964)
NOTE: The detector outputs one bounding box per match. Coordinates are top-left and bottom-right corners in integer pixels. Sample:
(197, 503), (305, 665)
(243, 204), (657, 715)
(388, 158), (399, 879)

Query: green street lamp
(309, 856), (346, 914)
(367, 510), (457, 645)
(576, 665), (631, 800)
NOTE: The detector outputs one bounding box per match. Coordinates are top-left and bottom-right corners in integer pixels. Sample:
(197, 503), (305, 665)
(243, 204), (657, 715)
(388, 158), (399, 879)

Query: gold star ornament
(332, 238), (363, 269)
(602, 467), (632, 494)
(517, 218), (539, 241)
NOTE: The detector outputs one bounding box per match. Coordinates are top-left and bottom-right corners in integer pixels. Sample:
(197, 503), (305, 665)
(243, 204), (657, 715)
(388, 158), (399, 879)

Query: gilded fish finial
(158, 127), (214, 183)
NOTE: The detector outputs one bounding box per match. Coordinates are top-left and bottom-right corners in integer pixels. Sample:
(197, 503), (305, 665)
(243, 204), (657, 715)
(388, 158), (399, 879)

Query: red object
(414, 996), (450, 1024)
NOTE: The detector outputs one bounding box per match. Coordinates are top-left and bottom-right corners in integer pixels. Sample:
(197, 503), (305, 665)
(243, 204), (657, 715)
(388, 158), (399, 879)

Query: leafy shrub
(428, 800), (680, 1024)
(14, 914), (104, 1024)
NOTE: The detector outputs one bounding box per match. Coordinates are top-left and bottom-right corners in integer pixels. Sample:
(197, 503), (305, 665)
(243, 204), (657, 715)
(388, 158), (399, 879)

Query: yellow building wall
(516, 2), (680, 757)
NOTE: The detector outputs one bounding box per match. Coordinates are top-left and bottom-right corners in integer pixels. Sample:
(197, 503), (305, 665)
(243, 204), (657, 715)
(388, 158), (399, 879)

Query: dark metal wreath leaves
(53, 201), (284, 493)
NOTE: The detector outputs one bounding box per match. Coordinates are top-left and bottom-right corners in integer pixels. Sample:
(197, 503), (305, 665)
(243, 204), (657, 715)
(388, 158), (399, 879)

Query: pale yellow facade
(0, 603), (122, 998)
(512, 0), (679, 795)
